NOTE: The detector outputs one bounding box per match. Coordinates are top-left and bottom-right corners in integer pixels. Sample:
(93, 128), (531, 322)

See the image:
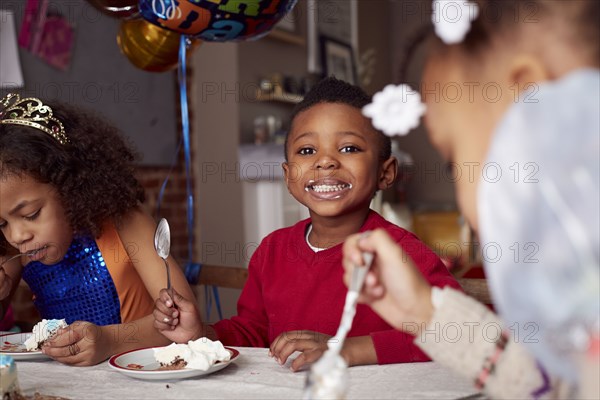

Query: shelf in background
(267, 29), (306, 47)
(255, 88), (303, 104)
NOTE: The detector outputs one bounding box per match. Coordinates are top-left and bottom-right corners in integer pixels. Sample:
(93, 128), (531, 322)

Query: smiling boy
(153, 77), (460, 371)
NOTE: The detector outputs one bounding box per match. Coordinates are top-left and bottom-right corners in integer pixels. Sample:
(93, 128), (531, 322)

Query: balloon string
(178, 35), (193, 264)
(178, 36), (222, 321)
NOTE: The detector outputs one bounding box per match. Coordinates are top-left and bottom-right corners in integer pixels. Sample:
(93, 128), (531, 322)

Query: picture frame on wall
(319, 36), (356, 85)
(307, 0), (357, 74)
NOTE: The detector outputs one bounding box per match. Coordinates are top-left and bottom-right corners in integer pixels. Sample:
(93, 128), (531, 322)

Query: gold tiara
(0, 93), (69, 145)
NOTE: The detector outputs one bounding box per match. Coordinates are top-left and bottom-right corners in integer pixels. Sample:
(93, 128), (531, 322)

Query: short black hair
(285, 76), (391, 162)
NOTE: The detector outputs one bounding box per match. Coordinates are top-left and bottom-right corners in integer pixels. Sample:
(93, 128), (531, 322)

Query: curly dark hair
(400, 0), (600, 80)
(285, 76), (392, 163)
(0, 98), (145, 253)
(461, 0), (599, 57)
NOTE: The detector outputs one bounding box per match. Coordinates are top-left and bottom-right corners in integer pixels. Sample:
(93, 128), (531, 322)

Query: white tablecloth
(9, 347), (480, 399)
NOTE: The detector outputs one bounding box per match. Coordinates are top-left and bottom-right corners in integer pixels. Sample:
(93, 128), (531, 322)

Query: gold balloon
(117, 19), (200, 73)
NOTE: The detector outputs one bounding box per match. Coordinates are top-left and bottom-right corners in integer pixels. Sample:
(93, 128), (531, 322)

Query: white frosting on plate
(24, 319), (68, 351)
(153, 337), (231, 371)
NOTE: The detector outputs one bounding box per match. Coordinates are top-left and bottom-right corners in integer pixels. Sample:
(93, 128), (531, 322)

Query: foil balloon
(138, 0), (298, 42)
(86, 0), (140, 19)
(117, 18), (201, 72)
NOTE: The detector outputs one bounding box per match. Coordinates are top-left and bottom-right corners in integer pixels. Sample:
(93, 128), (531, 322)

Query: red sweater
(212, 211), (461, 364)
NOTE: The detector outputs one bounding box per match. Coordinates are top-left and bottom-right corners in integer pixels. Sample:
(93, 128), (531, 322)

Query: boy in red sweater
(153, 77), (460, 371)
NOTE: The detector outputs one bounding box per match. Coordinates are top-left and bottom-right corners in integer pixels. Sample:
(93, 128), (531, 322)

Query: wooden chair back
(195, 267), (493, 307)
(197, 264), (248, 290)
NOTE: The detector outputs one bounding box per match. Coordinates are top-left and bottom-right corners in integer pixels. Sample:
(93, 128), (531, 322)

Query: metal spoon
(304, 252), (374, 399)
(154, 218), (172, 297)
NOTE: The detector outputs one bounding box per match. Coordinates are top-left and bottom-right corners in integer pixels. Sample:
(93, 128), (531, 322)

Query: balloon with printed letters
(138, 0), (298, 42)
(117, 18), (201, 72)
(86, 0), (140, 19)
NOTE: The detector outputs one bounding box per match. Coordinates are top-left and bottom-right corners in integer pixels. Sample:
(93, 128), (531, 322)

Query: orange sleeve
(95, 222), (154, 323)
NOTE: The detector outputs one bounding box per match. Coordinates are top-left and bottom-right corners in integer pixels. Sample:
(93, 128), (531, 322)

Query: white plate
(0, 332), (49, 360)
(108, 346), (239, 380)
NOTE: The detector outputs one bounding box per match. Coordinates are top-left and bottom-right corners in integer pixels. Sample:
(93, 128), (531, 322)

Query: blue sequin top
(22, 236), (121, 326)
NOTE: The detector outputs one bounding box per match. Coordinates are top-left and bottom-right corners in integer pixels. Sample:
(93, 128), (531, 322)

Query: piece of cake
(153, 337), (231, 371)
(153, 343), (190, 370)
(0, 355), (21, 400)
(24, 319), (68, 351)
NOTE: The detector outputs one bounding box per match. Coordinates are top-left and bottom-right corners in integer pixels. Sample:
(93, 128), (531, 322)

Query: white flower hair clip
(432, 0), (479, 45)
(362, 84), (426, 137)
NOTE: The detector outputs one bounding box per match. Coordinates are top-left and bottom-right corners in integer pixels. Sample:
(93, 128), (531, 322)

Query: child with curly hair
(153, 77), (460, 371)
(0, 93), (196, 366)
